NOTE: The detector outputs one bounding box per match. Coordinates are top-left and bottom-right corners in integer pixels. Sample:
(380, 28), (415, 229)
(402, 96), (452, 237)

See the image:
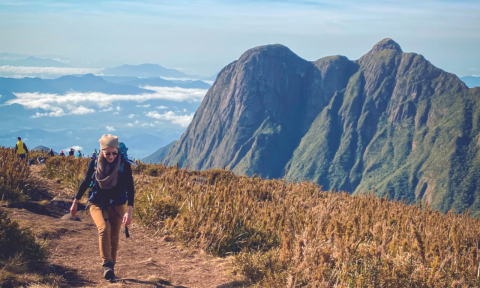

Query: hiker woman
(76, 150), (82, 158)
(70, 134), (134, 281)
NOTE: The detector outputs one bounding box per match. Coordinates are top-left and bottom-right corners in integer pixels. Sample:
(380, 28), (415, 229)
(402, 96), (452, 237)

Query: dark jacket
(75, 159), (135, 207)
(68, 150), (75, 156)
(48, 151), (54, 157)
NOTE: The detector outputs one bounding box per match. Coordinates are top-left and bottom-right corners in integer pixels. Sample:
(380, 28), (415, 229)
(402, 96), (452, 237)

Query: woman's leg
(90, 203), (113, 265)
(107, 205), (125, 265)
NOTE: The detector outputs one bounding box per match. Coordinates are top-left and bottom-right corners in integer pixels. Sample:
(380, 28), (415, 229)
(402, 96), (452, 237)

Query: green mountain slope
(163, 39), (480, 215)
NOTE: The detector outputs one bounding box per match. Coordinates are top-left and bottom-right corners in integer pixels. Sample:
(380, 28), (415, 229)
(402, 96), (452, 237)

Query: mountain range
(102, 64), (214, 80)
(0, 52), (217, 81)
(0, 73), (211, 96)
(162, 38), (480, 216)
(0, 56), (71, 67)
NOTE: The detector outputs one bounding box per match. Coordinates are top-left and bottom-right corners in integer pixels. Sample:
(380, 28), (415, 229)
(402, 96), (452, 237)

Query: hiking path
(5, 165), (242, 288)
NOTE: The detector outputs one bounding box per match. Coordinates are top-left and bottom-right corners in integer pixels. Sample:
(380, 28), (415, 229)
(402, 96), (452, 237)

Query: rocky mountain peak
(237, 44), (304, 67)
(370, 38), (403, 53)
(162, 39), (480, 216)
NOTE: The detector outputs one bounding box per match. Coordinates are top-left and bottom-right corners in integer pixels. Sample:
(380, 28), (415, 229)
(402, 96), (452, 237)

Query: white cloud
(136, 104), (151, 108)
(32, 108), (66, 118)
(6, 86), (207, 118)
(106, 126), (116, 131)
(156, 106), (168, 109)
(141, 86), (205, 102)
(145, 110), (194, 127)
(66, 105), (95, 115)
(112, 112), (120, 115)
(0, 66), (100, 76)
(100, 107), (114, 112)
(128, 114), (135, 118)
(126, 123), (133, 127)
(134, 120), (139, 124)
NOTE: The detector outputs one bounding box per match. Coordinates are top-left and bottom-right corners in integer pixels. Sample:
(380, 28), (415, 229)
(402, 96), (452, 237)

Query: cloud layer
(146, 111), (194, 127)
(7, 86), (207, 112)
(4, 86), (205, 127)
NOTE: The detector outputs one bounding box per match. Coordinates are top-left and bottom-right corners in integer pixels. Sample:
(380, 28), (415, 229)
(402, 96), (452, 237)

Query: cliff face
(163, 39), (480, 216)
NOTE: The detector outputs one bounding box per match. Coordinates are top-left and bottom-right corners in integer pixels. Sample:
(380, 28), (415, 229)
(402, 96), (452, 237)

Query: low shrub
(148, 167), (159, 177)
(0, 208), (48, 283)
(0, 147), (33, 202)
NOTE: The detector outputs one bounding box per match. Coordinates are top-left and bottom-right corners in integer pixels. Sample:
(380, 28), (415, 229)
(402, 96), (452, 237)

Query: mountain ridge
(102, 63), (210, 80)
(162, 38), (480, 216)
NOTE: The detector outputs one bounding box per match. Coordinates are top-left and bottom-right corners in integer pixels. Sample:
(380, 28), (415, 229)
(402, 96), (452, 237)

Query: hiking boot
(102, 262), (115, 281)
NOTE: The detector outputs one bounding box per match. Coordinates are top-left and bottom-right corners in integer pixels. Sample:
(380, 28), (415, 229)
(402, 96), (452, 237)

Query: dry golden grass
(41, 155), (90, 193)
(0, 147), (31, 202)
(0, 147), (55, 203)
(43, 158), (480, 287)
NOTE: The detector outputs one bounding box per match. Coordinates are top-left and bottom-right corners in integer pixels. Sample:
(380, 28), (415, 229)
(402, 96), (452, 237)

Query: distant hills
(162, 38), (480, 216)
(0, 52), (216, 82)
(31, 145), (58, 155)
(141, 141), (176, 164)
(0, 74), (154, 95)
(101, 76), (211, 89)
(461, 76), (480, 88)
(0, 73), (211, 96)
(103, 64), (215, 81)
(0, 52), (30, 61)
(103, 64), (192, 78)
(0, 56), (70, 67)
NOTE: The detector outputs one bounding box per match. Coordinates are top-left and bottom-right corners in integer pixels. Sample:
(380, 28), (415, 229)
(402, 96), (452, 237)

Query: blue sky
(0, 0), (479, 76)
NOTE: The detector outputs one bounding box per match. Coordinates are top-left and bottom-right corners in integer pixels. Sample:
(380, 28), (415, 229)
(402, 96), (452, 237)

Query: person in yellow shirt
(14, 137), (29, 160)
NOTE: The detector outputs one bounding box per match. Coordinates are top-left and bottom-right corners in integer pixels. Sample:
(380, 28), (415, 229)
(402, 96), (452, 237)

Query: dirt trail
(6, 166), (242, 288)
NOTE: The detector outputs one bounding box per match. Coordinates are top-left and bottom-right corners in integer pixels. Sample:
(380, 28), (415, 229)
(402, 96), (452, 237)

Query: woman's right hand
(70, 200), (78, 217)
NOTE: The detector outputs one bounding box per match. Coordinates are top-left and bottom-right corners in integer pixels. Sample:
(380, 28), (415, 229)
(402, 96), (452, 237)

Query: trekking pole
(125, 226), (130, 238)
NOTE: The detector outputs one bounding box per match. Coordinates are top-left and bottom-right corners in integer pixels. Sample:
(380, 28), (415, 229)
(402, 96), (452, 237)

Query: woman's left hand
(123, 206), (133, 226)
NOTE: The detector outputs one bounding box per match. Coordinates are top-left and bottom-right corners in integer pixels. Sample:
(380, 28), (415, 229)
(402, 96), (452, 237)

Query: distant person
(68, 148), (75, 157)
(70, 134), (134, 281)
(92, 149), (98, 160)
(76, 150), (82, 158)
(14, 137), (28, 160)
(59, 150), (65, 157)
(48, 148), (54, 157)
